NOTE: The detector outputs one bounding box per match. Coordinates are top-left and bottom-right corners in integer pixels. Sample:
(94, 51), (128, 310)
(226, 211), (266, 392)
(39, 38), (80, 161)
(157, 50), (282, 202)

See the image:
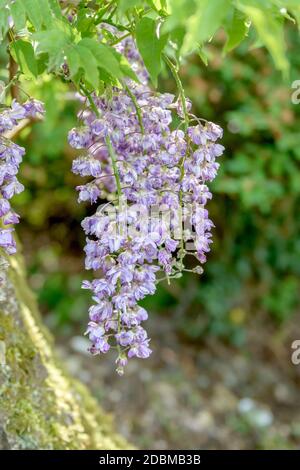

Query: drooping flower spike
(0, 99), (45, 256)
(69, 34), (224, 374)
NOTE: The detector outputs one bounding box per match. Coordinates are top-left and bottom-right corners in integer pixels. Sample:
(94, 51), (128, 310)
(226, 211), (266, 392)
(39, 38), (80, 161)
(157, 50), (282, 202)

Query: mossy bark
(0, 252), (130, 450)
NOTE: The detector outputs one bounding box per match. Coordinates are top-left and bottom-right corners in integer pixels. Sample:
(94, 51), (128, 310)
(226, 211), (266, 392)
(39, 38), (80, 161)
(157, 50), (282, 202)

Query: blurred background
(1, 25), (300, 449)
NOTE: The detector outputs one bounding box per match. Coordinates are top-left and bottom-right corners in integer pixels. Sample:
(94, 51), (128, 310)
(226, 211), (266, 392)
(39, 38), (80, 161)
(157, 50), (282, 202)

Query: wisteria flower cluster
(68, 36), (224, 374)
(0, 99), (44, 257)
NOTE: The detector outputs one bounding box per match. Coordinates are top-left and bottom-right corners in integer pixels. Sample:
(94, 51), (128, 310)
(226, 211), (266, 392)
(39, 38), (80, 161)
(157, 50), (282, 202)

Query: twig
(123, 82), (145, 134)
(4, 118), (32, 140)
(8, 28), (20, 101)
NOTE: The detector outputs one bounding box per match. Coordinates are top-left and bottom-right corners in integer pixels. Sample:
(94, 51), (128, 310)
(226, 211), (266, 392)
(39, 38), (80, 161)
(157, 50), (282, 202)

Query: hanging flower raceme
(69, 36), (224, 374)
(0, 99), (45, 256)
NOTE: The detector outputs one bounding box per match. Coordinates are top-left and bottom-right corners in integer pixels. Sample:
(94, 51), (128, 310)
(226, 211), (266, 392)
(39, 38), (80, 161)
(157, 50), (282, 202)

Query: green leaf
(22, 0), (43, 30)
(36, 54), (48, 75)
(136, 17), (168, 86)
(183, 0), (232, 53)
(38, 0), (55, 28)
(78, 38), (123, 80)
(162, 0), (197, 34)
(75, 8), (97, 36)
(237, 0), (289, 73)
(48, 0), (63, 19)
(224, 9), (249, 53)
(0, 1), (9, 40)
(10, 1), (26, 31)
(33, 29), (69, 69)
(10, 0), (59, 31)
(10, 39), (38, 78)
(169, 26), (185, 58)
(76, 44), (100, 89)
(65, 46), (81, 78)
(198, 45), (209, 66)
(112, 50), (139, 82)
(118, 0), (144, 12)
(97, 68), (116, 87)
(287, 2), (300, 25)
(33, 30), (66, 55)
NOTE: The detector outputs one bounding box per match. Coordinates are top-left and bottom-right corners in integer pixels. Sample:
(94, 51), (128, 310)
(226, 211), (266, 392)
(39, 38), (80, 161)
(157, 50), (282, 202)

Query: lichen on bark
(0, 250), (130, 450)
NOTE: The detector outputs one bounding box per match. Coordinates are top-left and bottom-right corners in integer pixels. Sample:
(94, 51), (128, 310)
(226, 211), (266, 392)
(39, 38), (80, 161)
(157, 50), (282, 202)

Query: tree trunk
(0, 250), (130, 450)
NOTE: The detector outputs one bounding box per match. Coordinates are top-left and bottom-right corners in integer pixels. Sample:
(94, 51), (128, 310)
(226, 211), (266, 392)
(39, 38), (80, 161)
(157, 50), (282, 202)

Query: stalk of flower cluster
(163, 54), (190, 271)
(69, 34), (224, 374)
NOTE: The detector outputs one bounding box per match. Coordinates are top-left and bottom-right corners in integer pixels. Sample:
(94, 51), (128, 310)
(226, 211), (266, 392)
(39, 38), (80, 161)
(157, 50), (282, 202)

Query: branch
(8, 29), (20, 102)
(8, 54), (19, 101)
(4, 118), (32, 140)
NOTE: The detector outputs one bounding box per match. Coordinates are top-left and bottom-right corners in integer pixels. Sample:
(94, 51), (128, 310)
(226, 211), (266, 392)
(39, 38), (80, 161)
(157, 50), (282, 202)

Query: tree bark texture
(0, 250), (130, 450)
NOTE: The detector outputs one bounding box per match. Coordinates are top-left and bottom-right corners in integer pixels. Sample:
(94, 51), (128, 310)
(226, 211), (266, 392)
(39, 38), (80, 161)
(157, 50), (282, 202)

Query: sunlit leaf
(10, 39), (38, 78)
(22, 0), (43, 30)
(10, 1), (26, 31)
(78, 38), (123, 80)
(183, 0), (231, 53)
(136, 17), (168, 86)
(76, 44), (100, 89)
(33, 29), (69, 69)
(224, 9), (249, 53)
(0, 0), (9, 40)
(237, 0), (289, 73)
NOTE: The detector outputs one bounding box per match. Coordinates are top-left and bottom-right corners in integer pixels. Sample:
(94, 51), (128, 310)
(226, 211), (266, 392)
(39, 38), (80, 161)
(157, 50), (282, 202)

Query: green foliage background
(173, 26), (300, 343)
(1, 22), (299, 343)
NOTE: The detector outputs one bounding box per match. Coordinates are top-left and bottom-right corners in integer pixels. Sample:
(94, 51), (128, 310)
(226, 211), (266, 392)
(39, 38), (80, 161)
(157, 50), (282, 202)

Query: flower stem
(163, 54), (189, 130)
(116, 278), (122, 358)
(79, 84), (122, 205)
(123, 82), (145, 134)
(80, 84), (100, 118)
(105, 135), (122, 198)
(163, 54), (190, 270)
(111, 32), (132, 46)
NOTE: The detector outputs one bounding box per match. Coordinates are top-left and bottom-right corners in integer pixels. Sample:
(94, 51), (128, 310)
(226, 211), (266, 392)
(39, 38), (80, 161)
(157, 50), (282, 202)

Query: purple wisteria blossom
(0, 99), (45, 256)
(69, 34), (224, 374)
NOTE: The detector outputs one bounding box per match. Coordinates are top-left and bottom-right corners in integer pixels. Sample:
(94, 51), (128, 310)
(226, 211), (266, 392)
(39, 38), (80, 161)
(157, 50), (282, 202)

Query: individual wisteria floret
(0, 99), (45, 256)
(69, 33), (224, 374)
